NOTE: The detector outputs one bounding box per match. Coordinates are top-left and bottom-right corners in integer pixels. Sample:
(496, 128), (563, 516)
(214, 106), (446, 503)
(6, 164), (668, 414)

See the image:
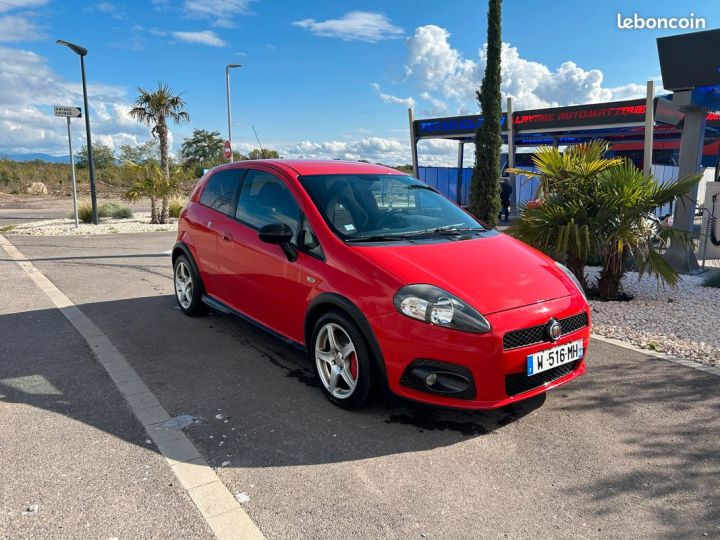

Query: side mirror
(258, 223), (297, 262)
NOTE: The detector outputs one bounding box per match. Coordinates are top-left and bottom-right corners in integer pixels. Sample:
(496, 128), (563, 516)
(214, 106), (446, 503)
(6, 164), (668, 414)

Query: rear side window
(235, 169), (301, 232)
(200, 169), (243, 215)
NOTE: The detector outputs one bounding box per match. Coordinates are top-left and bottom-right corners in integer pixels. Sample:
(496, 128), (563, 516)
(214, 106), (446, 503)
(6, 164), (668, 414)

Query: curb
(591, 333), (720, 377)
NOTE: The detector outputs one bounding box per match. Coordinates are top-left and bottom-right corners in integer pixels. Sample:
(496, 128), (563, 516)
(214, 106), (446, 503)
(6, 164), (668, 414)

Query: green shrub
(169, 199), (185, 219)
(98, 201), (120, 217)
(703, 272), (720, 289)
(111, 205), (133, 219)
(76, 202), (94, 224)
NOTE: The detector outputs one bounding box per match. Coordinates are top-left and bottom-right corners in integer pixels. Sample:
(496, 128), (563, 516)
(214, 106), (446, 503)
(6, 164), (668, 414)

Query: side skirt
(201, 294), (307, 352)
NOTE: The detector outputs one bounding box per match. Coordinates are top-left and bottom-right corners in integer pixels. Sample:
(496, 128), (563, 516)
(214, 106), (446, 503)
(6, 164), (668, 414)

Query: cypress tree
(469, 0), (502, 226)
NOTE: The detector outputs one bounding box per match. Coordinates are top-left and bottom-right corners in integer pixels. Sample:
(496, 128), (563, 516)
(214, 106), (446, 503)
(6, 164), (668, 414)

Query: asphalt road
(1, 231), (718, 539)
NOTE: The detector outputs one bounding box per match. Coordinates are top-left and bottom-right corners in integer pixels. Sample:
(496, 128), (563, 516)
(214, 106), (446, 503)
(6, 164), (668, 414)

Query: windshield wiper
(416, 225), (488, 236)
(346, 225), (487, 243)
(346, 234), (415, 243)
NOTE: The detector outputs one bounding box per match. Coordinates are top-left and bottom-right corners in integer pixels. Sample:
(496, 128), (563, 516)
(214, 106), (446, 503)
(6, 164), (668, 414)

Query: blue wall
(418, 166), (540, 206)
(417, 166), (473, 205)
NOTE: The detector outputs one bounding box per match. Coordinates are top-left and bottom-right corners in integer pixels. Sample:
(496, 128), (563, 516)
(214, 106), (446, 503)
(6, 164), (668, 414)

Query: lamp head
(56, 40), (88, 56)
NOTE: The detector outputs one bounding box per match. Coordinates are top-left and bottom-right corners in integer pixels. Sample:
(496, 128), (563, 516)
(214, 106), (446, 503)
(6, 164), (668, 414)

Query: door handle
(222, 231), (233, 242)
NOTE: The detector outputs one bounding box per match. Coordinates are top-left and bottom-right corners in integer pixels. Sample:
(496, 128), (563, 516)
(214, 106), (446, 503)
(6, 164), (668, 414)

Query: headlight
(393, 284), (491, 333)
(555, 261), (587, 301)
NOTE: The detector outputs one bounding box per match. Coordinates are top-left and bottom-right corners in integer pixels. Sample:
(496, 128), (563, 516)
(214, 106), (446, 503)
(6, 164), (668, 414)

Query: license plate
(527, 340), (583, 376)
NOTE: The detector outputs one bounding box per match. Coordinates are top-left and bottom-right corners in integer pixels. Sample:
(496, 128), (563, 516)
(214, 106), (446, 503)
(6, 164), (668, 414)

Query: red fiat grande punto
(173, 159), (590, 410)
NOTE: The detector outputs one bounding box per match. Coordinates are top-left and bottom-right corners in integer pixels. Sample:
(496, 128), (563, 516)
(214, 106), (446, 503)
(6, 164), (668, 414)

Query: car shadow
(0, 294), (545, 470)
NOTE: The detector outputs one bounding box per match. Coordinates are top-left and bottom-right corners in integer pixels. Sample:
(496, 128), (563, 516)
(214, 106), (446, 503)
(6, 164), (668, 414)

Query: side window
(299, 216), (324, 259)
(235, 170), (301, 233)
(199, 170), (242, 215)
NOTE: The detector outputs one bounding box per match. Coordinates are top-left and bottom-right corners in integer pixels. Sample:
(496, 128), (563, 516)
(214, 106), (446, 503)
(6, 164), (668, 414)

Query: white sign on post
(54, 105), (82, 118)
(55, 105), (82, 227)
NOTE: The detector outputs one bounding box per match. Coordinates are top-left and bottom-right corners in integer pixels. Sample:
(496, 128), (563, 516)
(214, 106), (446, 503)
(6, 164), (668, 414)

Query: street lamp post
(56, 39), (98, 225)
(225, 64), (241, 162)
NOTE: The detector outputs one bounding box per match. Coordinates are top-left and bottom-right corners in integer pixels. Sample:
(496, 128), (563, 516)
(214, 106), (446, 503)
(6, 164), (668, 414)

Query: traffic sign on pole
(54, 105), (82, 118)
(55, 105), (82, 227)
(223, 140), (232, 160)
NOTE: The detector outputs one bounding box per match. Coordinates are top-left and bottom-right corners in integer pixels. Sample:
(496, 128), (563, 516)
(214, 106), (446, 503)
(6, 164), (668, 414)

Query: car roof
(224, 159), (406, 176)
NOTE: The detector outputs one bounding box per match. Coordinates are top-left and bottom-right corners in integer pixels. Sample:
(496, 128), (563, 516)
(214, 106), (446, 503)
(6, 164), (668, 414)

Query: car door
(192, 168), (243, 299)
(215, 168), (310, 342)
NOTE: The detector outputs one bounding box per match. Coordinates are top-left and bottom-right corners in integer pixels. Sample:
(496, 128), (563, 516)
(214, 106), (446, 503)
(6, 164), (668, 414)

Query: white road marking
(591, 333), (720, 377)
(0, 235), (265, 540)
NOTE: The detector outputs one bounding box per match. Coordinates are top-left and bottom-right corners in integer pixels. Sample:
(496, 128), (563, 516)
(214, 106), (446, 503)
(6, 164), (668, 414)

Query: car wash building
(408, 94), (720, 209)
(408, 27), (720, 271)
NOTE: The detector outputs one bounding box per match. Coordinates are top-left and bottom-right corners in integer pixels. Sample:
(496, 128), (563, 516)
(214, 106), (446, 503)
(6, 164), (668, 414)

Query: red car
(173, 160), (590, 410)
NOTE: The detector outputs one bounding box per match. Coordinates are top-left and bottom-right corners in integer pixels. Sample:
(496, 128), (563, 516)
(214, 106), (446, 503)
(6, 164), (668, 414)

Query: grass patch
(73, 201), (134, 223)
(0, 224), (15, 233)
(169, 198), (185, 219)
(703, 272), (720, 289)
(76, 201), (94, 224)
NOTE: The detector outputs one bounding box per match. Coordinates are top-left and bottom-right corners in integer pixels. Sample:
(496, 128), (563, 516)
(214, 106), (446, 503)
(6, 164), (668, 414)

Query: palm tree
(123, 161), (188, 224)
(507, 141), (621, 289)
(594, 162), (701, 300)
(130, 83), (190, 223)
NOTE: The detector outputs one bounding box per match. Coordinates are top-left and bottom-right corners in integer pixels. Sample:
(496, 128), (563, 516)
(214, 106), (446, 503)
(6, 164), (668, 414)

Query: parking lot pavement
(3, 231), (720, 539)
(0, 236), (212, 538)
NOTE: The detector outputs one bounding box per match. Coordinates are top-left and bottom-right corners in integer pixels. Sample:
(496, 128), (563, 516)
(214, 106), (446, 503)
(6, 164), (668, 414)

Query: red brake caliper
(349, 352), (358, 380)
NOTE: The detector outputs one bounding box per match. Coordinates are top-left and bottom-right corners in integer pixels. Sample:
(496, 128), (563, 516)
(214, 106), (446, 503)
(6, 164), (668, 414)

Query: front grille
(505, 360), (580, 397)
(502, 312), (588, 350)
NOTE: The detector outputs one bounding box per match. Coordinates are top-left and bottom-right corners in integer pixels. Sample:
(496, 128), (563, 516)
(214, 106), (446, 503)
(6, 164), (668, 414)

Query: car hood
(353, 233), (576, 315)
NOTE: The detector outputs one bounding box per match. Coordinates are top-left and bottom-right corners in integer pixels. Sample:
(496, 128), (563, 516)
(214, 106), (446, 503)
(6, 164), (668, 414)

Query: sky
(1, 0), (719, 165)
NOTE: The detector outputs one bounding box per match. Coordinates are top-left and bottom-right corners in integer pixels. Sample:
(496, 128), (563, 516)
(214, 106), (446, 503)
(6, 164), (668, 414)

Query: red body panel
(177, 159), (590, 409)
(352, 234), (578, 315)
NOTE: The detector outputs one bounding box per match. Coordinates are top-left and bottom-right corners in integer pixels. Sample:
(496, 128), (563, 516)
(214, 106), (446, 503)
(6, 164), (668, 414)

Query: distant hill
(0, 153), (70, 164)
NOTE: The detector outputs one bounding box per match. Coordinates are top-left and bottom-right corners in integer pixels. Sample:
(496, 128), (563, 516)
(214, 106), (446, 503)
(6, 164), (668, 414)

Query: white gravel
(588, 267), (720, 367)
(5, 212), (177, 235)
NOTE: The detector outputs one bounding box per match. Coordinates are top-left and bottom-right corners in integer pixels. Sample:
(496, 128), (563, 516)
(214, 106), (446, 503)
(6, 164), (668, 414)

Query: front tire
(311, 311), (373, 410)
(173, 255), (205, 316)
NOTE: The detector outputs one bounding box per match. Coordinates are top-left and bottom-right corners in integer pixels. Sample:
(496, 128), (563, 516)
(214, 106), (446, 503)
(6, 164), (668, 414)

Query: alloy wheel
(174, 261), (193, 309)
(315, 322), (359, 399)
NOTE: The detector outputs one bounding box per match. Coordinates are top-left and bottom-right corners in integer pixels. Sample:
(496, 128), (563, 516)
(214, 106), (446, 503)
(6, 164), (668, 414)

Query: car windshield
(299, 173), (486, 241)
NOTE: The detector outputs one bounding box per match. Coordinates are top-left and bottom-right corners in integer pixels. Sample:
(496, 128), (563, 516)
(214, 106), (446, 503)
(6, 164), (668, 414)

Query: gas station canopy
(412, 97), (720, 148)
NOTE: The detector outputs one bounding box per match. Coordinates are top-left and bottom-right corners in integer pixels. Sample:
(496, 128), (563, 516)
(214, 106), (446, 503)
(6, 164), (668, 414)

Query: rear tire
(173, 255), (206, 316)
(311, 311), (373, 410)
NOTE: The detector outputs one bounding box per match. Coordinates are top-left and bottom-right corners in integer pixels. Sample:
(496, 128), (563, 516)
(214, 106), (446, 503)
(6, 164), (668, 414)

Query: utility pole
(225, 64), (241, 162)
(56, 40), (98, 225)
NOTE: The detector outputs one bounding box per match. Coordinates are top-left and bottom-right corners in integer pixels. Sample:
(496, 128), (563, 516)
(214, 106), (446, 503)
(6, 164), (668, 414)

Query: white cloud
(293, 11), (403, 42)
(0, 46), (151, 154)
(91, 1), (126, 19)
(419, 91), (448, 115)
(371, 83), (415, 108)
(276, 136), (466, 167)
(172, 30), (226, 47)
(0, 0), (47, 13)
(402, 24), (653, 115)
(0, 14), (45, 41)
(183, 0), (253, 28)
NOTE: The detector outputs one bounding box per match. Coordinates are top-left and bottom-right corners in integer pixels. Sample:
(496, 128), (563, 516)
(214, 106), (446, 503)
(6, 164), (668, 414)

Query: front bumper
(368, 294), (590, 409)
